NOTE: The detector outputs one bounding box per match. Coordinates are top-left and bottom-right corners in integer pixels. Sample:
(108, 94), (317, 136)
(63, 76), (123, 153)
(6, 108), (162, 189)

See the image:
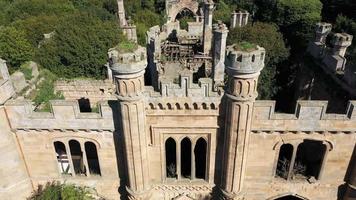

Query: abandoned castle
(0, 0), (355, 199)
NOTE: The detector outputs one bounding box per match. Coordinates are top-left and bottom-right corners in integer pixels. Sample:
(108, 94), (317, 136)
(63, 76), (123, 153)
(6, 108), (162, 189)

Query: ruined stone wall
(0, 107), (33, 200)
(4, 100), (121, 199)
(54, 80), (115, 107)
(243, 100), (356, 200)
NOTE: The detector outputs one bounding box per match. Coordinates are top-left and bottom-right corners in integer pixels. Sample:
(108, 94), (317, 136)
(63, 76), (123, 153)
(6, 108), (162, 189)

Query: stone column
(344, 146), (356, 200)
(203, 0), (214, 55)
(110, 46), (151, 199)
(220, 45), (265, 199)
(117, 0), (127, 27)
(213, 22), (229, 90)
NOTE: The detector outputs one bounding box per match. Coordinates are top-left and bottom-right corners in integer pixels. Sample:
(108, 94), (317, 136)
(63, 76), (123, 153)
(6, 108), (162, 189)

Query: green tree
(274, 0), (322, 51)
(228, 22), (290, 99)
(0, 26), (34, 69)
(36, 13), (123, 79)
(334, 15), (356, 66)
(28, 182), (96, 200)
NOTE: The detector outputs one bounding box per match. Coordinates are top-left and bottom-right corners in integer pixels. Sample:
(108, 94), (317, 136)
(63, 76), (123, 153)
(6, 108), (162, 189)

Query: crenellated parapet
(252, 100), (356, 132)
(5, 100), (115, 131)
(230, 10), (249, 29)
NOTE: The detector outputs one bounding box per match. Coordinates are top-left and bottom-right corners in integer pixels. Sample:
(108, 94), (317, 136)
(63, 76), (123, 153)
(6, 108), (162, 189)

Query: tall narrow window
(165, 138), (177, 178)
(54, 141), (71, 175)
(85, 142), (101, 176)
(181, 137), (191, 178)
(69, 140), (86, 175)
(294, 140), (326, 180)
(276, 144), (293, 179)
(195, 138), (207, 179)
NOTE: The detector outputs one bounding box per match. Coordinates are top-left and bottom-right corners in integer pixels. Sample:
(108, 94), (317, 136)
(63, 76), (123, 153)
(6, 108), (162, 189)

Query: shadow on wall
(108, 100), (129, 199)
(338, 143), (356, 199)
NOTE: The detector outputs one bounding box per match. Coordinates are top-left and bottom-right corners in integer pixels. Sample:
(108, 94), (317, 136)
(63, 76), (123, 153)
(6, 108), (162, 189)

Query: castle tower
(314, 22), (332, 44)
(117, 0), (127, 27)
(109, 46), (151, 199)
(212, 22), (229, 90)
(220, 44), (265, 199)
(332, 33), (353, 58)
(203, 0), (214, 55)
(230, 10), (249, 29)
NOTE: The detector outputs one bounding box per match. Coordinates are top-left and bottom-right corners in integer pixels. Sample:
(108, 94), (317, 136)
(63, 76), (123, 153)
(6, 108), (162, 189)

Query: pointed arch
(181, 137), (192, 178)
(165, 138), (177, 178)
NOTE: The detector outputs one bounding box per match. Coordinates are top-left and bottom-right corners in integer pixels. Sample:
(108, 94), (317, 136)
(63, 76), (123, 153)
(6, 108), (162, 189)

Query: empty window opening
(251, 55), (256, 62)
(54, 141), (71, 175)
(294, 140), (326, 180)
(275, 195), (305, 200)
(78, 98), (91, 112)
(195, 138), (207, 179)
(276, 144), (293, 179)
(176, 8), (195, 31)
(181, 137), (191, 178)
(85, 142), (101, 176)
(69, 140), (86, 175)
(165, 138), (177, 178)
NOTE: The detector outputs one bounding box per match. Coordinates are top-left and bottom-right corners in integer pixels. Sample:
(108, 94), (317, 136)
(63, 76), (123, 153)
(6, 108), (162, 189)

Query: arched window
(276, 144), (293, 179)
(195, 138), (207, 179)
(165, 138), (177, 178)
(54, 141), (71, 175)
(181, 137), (192, 178)
(294, 140), (326, 180)
(85, 142), (101, 176)
(69, 140), (86, 175)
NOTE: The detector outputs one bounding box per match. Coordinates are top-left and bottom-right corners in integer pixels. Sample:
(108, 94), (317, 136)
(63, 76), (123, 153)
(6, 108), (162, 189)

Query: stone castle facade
(0, 1), (355, 200)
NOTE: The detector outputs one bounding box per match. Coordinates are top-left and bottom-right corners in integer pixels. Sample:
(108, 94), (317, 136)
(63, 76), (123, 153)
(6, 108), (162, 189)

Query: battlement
(225, 44), (265, 75)
(332, 33), (353, 48)
(252, 100), (356, 132)
(315, 22), (332, 35)
(144, 71), (221, 99)
(5, 100), (115, 131)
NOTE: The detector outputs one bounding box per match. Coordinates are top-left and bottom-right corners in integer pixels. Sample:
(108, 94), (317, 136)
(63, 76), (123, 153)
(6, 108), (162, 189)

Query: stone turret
(203, 0), (214, 55)
(212, 22), (229, 90)
(220, 44), (265, 199)
(332, 33), (353, 58)
(314, 22), (332, 44)
(109, 46), (151, 199)
(0, 59), (15, 105)
(230, 10), (249, 29)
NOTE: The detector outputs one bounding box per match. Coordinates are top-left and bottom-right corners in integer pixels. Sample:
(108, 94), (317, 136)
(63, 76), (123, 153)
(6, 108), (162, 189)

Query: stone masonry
(0, 1), (355, 200)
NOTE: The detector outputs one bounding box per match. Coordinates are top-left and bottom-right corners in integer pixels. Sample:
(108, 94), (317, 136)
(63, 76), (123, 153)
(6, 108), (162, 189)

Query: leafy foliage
(334, 15), (356, 66)
(0, 26), (34, 69)
(228, 23), (290, 99)
(36, 13), (122, 79)
(28, 182), (95, 200)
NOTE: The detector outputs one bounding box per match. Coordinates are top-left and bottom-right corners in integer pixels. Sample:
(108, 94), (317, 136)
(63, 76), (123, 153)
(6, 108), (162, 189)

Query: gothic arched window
(181, 137), (192, 178)
(165, 138), (177, 178)
(195, 138), (207, 179)
(85, 142), (101, 175)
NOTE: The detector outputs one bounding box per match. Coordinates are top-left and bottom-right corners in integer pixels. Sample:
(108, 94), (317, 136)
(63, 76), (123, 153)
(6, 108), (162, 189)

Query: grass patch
(32, 69), (64, 112)
(234, 41), (257, 52)
(20, 62), (33, 80)
(116, 40), (138, 53)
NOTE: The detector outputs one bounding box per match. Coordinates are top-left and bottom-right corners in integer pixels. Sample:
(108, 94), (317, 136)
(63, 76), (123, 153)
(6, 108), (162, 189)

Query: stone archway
(166, 0), (200, 22)
(268, 194), (309, 200)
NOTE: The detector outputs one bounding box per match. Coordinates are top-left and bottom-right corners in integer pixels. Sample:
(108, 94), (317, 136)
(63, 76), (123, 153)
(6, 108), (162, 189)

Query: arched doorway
(176, 8), (196, 30)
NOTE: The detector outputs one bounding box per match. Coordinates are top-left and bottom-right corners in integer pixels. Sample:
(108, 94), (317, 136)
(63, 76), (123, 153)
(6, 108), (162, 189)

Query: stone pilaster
(203, 0), (214, 55)
(110, 46), (151, 199)
(213, 22), (229, 89)
(220, 45), (265, 199)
